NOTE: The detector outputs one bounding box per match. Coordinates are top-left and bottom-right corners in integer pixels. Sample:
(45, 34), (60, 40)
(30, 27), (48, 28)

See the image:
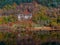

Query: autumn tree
(2, 14), (17, 24)
(32, 6), (50, 26)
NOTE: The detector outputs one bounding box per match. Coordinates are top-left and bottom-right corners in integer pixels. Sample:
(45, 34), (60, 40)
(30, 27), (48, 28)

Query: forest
(0, 0), (60, 45)
(0, 0), (60, 8)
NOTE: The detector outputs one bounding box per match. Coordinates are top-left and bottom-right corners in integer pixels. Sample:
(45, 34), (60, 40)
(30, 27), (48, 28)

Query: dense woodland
(0, 0), (60, 29)
(0, 0), (60, 45)
(0, 0), (60, 8)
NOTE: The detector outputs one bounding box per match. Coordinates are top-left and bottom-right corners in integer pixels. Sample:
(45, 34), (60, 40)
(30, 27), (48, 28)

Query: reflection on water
(41, 42), (60, 45)
(0, 40), (60, 45)
(0, 41), (6, 45)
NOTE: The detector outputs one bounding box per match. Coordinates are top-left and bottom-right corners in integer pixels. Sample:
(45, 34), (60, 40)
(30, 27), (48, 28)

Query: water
(41, 42), (60, 45)
(0, 41), (6, 45)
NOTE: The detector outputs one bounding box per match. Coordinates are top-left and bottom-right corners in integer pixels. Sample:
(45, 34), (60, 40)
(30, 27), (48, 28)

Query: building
(18, 9), (32, 20)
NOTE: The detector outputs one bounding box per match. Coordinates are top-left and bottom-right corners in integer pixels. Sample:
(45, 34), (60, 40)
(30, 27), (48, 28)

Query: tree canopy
(0, 0), (32, 8)
(0, 0), (60, 8)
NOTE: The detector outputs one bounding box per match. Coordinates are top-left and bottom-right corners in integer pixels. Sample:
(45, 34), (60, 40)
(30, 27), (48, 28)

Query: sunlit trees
(49, 18), (57, 29)
(2, 16), (9, 24)
(8, 15), (18, 22)
(2, 14), (17, 24)
(32, 7), (50, 26)
(0, 17), (3, 24)
(3, 3), (17, 10)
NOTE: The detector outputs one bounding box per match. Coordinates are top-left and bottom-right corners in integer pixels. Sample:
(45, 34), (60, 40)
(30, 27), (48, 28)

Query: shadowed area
(0, 41), (6, 45)
(41, 41), (60, 45)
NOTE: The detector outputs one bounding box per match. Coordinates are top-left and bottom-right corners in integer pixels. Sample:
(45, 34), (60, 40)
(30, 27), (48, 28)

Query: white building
(18, 13), (32, 20)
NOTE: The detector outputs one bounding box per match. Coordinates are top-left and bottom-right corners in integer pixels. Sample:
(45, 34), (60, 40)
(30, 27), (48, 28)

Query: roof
(23, 9), (31, 15)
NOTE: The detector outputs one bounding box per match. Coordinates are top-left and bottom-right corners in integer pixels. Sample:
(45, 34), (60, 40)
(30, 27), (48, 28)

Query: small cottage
(17, 9), (32, 20)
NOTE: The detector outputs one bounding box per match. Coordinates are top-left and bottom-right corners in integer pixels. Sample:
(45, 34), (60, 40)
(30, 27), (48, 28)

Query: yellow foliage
(51, 22), (57, 26)
(0, 33), (4, 41)
(0, 17), (3, 24)
(0, 17), (3, 22)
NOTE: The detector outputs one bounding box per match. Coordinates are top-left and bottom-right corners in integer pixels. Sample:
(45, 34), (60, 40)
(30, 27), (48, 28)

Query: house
(17, 9), (32, 20)
(16, 1), (39, 21)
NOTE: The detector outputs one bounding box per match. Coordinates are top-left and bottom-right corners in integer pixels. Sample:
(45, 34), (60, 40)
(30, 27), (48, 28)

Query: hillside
(0, 0), (60, 30)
